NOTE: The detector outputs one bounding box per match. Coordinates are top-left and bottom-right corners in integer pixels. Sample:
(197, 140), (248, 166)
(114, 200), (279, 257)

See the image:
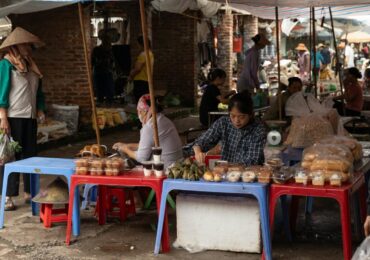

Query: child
(199, 68), (235, 126)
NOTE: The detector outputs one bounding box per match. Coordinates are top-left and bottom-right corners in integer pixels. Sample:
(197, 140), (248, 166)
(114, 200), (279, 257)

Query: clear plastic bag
(319, 136), (363, 161)
(285, 114), (334, 148)
(0, 134), (18, 166)
(352, 236), (370, 260)
(285, 92), (329, 117)
(302, 143), (354, 165)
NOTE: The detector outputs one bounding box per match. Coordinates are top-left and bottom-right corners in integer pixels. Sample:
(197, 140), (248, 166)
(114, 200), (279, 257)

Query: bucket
(52, 104), (79, 134)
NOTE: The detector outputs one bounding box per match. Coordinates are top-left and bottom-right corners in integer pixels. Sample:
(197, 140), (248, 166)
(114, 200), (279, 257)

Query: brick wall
(152, 11), (197, 106)
(217, 13), (233, 90)
(10, 2), (197, 125)
(11, 4), (93, 124)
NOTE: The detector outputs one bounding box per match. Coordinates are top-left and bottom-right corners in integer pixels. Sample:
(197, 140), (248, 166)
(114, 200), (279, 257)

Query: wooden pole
(309, 8), (312, 82)
(139, 0), (160, 147)
(275, 7), (282, 120)
(329, 7), (344, 98)
(78, 2), (101, 145)
(312, 7), (318, 97)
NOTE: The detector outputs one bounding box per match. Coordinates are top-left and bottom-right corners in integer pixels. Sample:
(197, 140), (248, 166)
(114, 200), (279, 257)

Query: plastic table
(154, 179), (272, 260)
(269, 172), (367, 260)
(65, 169), (170, 253)
(0, 157), (80, 236)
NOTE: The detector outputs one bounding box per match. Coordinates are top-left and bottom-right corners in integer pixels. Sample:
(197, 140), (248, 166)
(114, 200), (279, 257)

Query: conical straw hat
(0, 27), (44, 52)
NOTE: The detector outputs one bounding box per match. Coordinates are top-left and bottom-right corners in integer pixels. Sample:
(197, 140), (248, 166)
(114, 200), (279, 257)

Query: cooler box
(174, 193), (261, 253)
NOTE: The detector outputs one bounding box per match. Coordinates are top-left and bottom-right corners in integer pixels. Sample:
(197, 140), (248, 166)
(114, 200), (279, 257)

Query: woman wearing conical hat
(295, 43), (310, 81)
(0, 27), (46, 210)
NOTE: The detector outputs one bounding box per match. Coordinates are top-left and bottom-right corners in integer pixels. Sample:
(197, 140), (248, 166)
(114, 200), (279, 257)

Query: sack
(352, 236), (370, 260)
(0, 134), (21, 166)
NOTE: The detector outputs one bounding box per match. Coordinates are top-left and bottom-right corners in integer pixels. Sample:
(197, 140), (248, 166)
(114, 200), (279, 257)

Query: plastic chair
(0, 157), (80, 236)
(154, 179), (272, 260)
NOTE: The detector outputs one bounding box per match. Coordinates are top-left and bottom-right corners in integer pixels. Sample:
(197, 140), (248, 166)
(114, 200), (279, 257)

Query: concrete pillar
(217, 12), (233, 90)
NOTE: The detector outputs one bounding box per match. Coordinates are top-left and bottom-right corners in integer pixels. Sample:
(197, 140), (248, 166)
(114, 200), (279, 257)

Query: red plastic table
(269, 172), (367, 260)
(65, 169), (170, 253)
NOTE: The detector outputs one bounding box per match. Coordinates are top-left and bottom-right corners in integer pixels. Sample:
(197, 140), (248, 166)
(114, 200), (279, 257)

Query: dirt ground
(0, 117), (364, 260)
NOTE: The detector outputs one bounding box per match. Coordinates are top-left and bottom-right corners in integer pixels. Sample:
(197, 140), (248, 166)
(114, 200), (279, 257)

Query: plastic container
(226, 171), (241, 182)
(214, 161), (229, 175)
(75, 167), (89, 175)
(153, 162), (164, 177)
(52, 104), (79, 134)
(311, 170), (325, 186)
(142, 161), (153, 177)
(330, 173), (342, 187)
(75, 158), (89, 167)
(89, 158), (105, 169)
(152, 147), (162, 163)
(242, 169), (257, 183)
(90, 168), (104, 176)
(265, 157), (283, 169)
(105, 168), (120, 176)
(272, 166), (293, 184)
(257, 167), (272, 183)
(294, 168), (309, 185)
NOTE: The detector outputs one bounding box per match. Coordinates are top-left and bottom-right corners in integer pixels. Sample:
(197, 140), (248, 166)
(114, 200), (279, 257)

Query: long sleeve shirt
(237, 46), (260, 94)
(186, 116), (266, 166)
(136, 113), (183, 168)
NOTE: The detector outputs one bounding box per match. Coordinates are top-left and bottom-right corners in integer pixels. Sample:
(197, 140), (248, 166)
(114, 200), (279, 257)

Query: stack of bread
(301, 136), (363, 184)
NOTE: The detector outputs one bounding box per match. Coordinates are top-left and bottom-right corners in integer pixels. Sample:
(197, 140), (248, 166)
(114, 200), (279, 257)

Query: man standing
(237, 34), (270, 95)
(344, 40), (355, 68)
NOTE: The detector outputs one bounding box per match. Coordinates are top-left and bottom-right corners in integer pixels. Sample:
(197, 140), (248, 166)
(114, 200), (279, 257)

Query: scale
(265, 120), (287, 147)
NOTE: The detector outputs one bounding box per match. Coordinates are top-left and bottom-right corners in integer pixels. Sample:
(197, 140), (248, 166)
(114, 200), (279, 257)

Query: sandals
(5, 197), (15, 211)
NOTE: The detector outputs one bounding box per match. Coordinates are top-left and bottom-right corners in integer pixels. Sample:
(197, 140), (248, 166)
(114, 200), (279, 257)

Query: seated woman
(199, 68), (236, 127)
(187, 91), (266, 166)
(263, 77), (303, 121)
(113, 94), (183, 168)
(334, 67), (364, 116)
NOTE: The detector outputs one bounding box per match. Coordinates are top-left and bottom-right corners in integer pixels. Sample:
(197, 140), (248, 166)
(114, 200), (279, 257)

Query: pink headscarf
(137, 94), (152, 124)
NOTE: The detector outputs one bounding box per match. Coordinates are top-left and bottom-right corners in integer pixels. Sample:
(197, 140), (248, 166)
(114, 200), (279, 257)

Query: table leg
(72, 185), (80, 236)
(154, 186), (170, 254)
(338, 193), (352, 260)
(66, 182), (77, 245)
(256, 190), (272, 260)
(0, 169), (10, 228)
(98, 186), (107, 225)
(30, 174), (40, 216)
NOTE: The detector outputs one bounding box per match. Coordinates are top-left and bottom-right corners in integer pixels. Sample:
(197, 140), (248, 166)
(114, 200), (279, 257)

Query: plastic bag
(285, 92), (330, 117)
(352, 236), (370, 260)
(285, 114), (334, 148)
(302, 143), (354, 165)
(0, 134), (20, 165)
(319, 136), (363, 161)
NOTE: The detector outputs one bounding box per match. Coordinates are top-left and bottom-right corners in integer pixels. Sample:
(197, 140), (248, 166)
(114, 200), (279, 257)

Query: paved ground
(0, 117), (364, 259)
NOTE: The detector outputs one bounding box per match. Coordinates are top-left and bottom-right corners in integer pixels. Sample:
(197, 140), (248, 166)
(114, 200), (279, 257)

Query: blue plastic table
(154, 179), (272, 260)
(0, 157), (80, 236)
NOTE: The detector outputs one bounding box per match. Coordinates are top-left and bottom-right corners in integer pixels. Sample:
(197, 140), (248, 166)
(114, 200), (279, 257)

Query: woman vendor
(199, 68), (236, 127)
(113, 94), (183, 168)
(263, 77), (303, 121)
(0, 27), (46, 210)
(334, 67), (364, 116)
(187, 91), (266, 166)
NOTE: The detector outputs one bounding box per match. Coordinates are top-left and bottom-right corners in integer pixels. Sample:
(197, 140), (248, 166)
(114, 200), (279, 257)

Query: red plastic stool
(39, 203), (68, 228)
(96, 186), (136, 225)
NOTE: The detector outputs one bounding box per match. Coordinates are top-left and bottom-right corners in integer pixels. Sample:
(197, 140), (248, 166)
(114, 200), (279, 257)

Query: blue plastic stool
(0, 157), (80, 236)
(154, 179), (272, 260)
(81, 184), (97, 210)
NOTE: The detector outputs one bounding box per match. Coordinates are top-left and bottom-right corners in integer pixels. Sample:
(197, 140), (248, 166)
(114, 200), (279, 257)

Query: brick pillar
(243, 15), (258, 50)
(217, 13), (233, 90)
